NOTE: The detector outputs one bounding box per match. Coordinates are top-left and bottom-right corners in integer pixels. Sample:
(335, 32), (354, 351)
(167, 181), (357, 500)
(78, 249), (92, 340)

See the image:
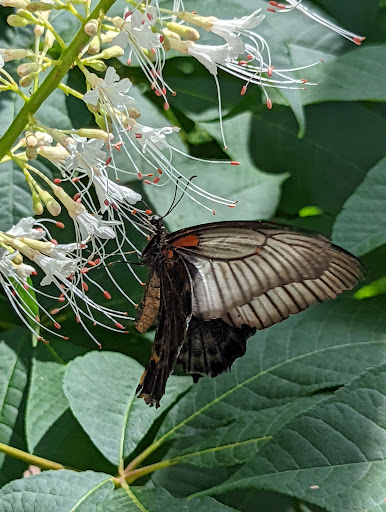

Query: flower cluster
(0, 0), (365, 344)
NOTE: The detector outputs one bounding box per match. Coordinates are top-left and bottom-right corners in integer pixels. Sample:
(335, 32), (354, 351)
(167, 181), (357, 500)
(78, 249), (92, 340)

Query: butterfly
(135, 217), (363, 407)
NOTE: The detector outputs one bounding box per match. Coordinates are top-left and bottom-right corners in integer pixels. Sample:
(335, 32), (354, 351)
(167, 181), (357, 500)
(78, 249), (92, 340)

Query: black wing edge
(136, 260), (191, 408)
(178, 317), (256, 383)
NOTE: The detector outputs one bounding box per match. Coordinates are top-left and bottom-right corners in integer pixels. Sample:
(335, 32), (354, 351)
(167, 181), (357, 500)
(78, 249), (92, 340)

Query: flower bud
(7, 14), (31, 27)
(1, 0), (28, 7)
(43, 29), (55, 50)
(39, 190), (61, 216)
(26, 134), (38, 147)
(100, 31), (117, 44)
(166, 22), (200, 41)
(168, 38), (189, 54)
(17, 62), (39, 77)
(76, 129), (110, 142)
(27, 1), (54, 11)
(84, 19), (98, 36)
(37, 144), (69, 163)
(177, 12), (214, 30)
(15, 9), (36, 21)
(0, 48), (32, 62)
(19, 73), (36, 88)
(99, 45), (125, 59)
(26, 146), (37, 160)
(32, 189), (44, 215)
(34, 24), (45, 36)
(86, 60), (107, 72)
(12, 252), (24, 265)
(88, 36), (100, 55)
(34, 131), (53, 146)
(112, 16), (123, 30)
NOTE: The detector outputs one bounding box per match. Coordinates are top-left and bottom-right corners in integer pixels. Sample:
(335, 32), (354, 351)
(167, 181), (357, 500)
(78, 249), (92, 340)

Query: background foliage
(0, 1), (385, 511)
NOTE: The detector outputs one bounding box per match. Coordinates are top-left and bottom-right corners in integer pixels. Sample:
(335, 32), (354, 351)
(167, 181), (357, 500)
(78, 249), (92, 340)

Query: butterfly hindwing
(178, 317), (256, 382)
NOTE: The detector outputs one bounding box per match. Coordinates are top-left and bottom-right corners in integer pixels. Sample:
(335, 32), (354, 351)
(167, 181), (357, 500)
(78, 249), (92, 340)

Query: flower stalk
(0, 0), (118, 162)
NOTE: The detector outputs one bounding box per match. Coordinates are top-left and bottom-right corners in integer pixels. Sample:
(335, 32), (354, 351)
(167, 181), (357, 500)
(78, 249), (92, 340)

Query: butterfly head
(141, 215), (166, 266)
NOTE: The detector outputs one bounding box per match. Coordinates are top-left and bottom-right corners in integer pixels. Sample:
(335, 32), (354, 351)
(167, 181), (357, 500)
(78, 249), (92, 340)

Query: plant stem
(125, 458), (178, 484)
(0, 0), (118, 162)
(0, 442), (66, 470)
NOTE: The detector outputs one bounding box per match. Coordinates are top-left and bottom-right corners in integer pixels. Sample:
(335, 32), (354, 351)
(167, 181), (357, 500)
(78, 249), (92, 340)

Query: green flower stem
(0, 442), (66, 470)
(0, 0), (118, 162)
(58, 82), (84, 100)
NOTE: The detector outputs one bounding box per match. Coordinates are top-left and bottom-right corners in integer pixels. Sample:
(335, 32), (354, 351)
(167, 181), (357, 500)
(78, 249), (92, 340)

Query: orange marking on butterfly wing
(172, 234), (200, 247)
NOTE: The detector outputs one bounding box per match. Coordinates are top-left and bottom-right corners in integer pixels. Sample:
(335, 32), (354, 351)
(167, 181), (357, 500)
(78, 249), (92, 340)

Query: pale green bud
(32, 190), (44, 215)
(88, 35), (100, 55)
(166, 22), (200, 41)
(7, 14), (31, 27)
(86, 60), (107, 72)
(39, 190), (61, 216)
(99, 45), (124, 59)
(84, 19), (98, 36)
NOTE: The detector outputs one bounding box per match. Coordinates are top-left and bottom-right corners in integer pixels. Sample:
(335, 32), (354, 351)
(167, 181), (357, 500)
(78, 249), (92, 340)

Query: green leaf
(0, 159), (33, 232)
(26, 359), (69, 453)
(291, 45), (386, 105)
(197, 364), (386, 512)
(332, 155), (386, 256)
(96, 486), (237, 512)
(152, 298), (386, 477)
(63, 352), (191, 466)
(249, 102), (386, 216)
(0, 470), (113, 512)
(0, 329), (31, 484)
(146, 112), (287, 231)
(163, 394), (329, 470)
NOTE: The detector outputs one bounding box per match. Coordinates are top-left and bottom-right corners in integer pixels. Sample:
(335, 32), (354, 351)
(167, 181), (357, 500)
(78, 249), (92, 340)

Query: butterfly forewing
(167, 222), (363, 324)
(136, 220), (363, 406)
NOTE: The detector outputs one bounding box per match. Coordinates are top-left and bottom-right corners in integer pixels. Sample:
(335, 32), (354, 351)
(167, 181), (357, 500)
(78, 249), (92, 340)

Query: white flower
(132, 124), (180, 152)
(0, 249), (34, 281)
(7, 217), (45, 240)
(114, 6), (161, 51)
(210, 10), (265, 53)
(186, 42), (240, 76)
(93, 175), (142, 213)
(71, 209), (117, 240)
(64, 136), (107, 174)
(83, 67), (136, 111)
(33, 250), (78, 286)
(0, 54), (4, 68)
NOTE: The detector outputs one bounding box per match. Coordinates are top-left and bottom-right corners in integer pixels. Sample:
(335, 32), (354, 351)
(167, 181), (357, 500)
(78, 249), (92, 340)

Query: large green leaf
(0, 470), (113, 512)
(96, 486), (236, 512)
(196, 364), (386, 512)
(289, 45), (386, 105)
(26, 359), (69, 453)
(0, 329), (31, 485)
(332, 155), (386, 256)
(149, 298), (386, 477)
(63, 351), (191, 466)
(249, 102), (386, 217)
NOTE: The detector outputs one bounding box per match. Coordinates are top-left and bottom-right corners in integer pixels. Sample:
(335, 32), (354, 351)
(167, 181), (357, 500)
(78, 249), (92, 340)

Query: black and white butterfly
(135, 218), (363, 407)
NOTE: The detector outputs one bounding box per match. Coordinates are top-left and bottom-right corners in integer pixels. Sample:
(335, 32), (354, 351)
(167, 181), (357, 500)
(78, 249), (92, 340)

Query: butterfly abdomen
(135, 272), (161, 333)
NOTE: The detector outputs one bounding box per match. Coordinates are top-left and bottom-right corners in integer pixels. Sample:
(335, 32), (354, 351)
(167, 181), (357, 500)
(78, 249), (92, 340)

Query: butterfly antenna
(162, 175), (197, 218)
